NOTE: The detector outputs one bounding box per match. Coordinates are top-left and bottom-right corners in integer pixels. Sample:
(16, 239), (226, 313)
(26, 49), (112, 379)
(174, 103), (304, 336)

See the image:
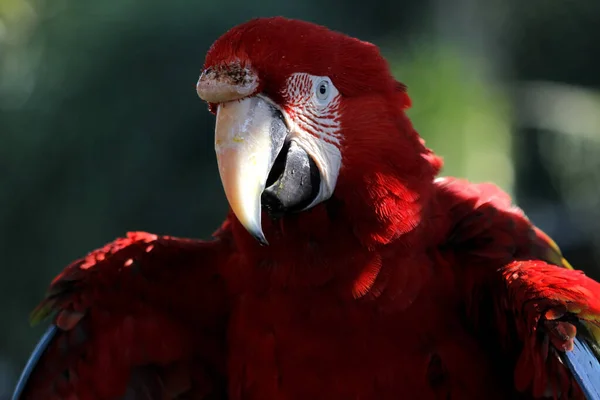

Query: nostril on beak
(196, 64), (258, 103)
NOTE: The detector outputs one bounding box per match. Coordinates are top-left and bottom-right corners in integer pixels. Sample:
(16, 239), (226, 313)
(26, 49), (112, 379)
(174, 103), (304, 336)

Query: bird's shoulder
(431, 176), (555, 264)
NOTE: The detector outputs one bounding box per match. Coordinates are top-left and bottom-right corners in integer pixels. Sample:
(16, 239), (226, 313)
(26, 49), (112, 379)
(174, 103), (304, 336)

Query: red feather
(21, 231), (232, 399)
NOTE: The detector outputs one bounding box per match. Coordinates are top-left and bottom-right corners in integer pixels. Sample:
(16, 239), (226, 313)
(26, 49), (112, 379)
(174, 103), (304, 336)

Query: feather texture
(12, 325), (58, 400)
(436, 177), (600, 399)
(14, 231), (232, 399)
(564, 338), (600, 400)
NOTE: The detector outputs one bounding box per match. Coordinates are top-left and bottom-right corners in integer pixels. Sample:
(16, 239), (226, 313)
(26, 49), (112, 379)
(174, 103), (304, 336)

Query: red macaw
(12, 17), (600, 400)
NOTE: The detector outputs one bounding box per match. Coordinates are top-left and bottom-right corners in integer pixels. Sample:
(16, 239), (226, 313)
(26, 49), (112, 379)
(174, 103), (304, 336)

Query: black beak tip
(256, 236), (269, 246)
(252, 232), (269, 246)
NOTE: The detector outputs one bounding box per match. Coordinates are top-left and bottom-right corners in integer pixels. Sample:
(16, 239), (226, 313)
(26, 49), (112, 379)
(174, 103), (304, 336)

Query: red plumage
(22, 232), (231, 399)
(15, 17), (600, 399)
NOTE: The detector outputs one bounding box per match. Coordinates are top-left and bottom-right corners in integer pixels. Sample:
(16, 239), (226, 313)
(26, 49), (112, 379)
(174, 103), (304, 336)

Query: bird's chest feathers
(225, 246), (513, 399)
(226, 247), (430, 398)
(227, 288), (418, 399)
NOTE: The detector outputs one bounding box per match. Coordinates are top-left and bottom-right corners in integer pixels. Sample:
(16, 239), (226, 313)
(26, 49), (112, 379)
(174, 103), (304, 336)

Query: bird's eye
(315, 80), (330, 101)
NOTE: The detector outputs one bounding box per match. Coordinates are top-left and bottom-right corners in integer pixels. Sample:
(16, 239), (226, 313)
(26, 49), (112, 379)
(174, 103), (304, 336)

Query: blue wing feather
(11, 325), (58, 400)
(563, 336), (600, 400)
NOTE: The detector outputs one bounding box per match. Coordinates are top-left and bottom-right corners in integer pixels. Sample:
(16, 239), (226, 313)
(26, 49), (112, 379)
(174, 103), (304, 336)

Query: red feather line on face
(281, 73), (343, 146)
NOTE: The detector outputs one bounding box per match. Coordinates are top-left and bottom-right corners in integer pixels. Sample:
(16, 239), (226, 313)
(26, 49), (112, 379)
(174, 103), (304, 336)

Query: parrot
(11, 16), (600, 400)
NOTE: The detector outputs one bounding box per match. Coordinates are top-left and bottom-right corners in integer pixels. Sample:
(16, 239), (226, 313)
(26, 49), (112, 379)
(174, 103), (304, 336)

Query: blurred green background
(1, 0), (599, 396)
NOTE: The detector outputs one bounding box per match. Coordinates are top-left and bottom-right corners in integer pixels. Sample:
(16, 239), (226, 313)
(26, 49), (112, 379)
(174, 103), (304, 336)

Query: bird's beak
(198, 65), (339, 244)
(213, 96), (288, 245)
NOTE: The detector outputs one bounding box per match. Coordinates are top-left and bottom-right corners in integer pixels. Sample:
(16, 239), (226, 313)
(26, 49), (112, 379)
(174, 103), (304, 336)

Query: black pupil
(319, 84), (327, 95)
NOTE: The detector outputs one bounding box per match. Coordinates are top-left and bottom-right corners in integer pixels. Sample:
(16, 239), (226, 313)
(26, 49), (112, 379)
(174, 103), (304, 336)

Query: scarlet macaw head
(198, 17), (441, 246)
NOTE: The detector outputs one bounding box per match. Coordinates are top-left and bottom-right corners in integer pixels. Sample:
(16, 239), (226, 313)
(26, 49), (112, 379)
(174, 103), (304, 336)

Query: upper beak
(213, 96), (288, 245)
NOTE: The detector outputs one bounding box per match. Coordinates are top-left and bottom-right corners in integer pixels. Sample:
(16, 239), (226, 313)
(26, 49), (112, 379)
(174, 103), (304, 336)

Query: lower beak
(214, 96), (288, 245)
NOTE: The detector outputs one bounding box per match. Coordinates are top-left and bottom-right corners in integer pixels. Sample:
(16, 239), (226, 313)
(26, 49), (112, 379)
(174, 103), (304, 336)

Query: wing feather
(13, 231), (231, 399)
(564, 338), (600, 400)
(437, 178), (600, 398)
(11, 325), (58, 400)
(533, 226), (600, 398)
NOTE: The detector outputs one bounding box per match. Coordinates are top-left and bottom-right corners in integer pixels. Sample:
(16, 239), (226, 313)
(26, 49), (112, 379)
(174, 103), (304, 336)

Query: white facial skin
(276, 73), (343, 210)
